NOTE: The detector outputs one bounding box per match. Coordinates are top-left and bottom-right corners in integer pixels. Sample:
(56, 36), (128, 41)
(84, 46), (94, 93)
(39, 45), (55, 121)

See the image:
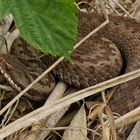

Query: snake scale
(0, 12), (140, 117)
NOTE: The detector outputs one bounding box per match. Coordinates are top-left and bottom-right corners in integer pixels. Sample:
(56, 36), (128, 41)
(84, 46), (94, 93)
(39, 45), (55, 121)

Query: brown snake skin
(0, 12), (140, 117)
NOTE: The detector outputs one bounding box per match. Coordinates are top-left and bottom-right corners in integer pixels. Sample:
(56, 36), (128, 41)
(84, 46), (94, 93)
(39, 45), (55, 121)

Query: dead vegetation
(0, 0), (140, 139)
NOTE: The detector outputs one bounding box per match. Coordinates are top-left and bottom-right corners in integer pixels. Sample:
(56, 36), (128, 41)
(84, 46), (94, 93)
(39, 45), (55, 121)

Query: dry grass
(0, 0), (140, 139)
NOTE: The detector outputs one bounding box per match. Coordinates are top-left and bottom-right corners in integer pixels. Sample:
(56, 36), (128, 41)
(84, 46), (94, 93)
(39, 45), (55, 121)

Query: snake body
(0, 12), (140, 116)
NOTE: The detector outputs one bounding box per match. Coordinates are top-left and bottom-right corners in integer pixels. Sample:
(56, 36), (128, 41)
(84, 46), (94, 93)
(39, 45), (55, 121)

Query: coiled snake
(0, 12), (140, 116)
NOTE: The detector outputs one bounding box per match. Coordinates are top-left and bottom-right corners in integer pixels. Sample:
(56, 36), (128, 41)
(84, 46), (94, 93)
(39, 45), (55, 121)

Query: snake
(0, 12), (140, 117)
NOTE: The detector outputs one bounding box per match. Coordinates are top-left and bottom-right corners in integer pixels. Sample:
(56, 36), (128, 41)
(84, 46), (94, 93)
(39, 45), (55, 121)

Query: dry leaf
(62, 104), (87, 140)
(132, 0), (140, 22)
(127, 120), (140, 140)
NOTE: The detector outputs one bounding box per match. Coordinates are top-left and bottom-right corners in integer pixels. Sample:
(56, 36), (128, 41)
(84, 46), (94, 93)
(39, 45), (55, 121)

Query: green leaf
(0, 0), (10, 20)
(8, 0), (77, 58)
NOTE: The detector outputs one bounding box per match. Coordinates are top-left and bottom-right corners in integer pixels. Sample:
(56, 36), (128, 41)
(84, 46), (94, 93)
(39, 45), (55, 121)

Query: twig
(28, 82), (68, 139)
(99, 0), (109, 21)
(101, 90), (107, 105)
(115, 106), (140, 129)
(111, 0), (132, 17)
(44, 81), (67, 105)
(106, 0), (121, 15)
(0, 85), (14, 91)
(4, 100), (19, 126)
(0, 69), (140, 139)
(98, 104), (116, 140)
(0, 106), (12, 127)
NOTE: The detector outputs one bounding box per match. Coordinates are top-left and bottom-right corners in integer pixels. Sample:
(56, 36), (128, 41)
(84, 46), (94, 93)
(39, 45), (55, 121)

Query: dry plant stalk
(0, 85), (14, 91)
(111, 0), (132, 17)
(115, 106), (140, 129)
(26, 82), (68, 139)
(0, 68), (140, 139)
(97, 104), (117, 140)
